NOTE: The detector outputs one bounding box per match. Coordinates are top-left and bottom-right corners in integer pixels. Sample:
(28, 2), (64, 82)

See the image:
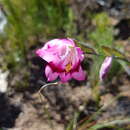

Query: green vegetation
(1, 0), (71, 70)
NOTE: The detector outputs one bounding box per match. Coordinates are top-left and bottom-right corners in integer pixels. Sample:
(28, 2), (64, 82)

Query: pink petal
(61, 47), (79, 69)
(59, 72), (71, 82)
(61, 38), (75, 46)
(76, 47), (84, 61)
(72, 66), (86, 81)
(61, 46), (83, 70)
(44, 39), (61, 49)
(71, 48), (80, 68)
(45, 65), (58, 81)
(59, 45), (67, 57)
(36, 49), (60, 63)
(45, 38), (75, 48)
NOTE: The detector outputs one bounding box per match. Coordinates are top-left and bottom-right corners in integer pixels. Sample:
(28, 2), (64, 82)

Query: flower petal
(44, 39), (61, 49)
(45, 38), (75, 48)
(72, 66), (86, 81)
(76, 47), (84, 61)
(45, 65), (58, 81)
(36, 49), (60, 63)
(59, 72), (71, 82)
(61, 38), (75, 46)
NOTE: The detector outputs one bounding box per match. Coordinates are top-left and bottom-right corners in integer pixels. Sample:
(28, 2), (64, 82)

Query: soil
(1, 68), (130, 130)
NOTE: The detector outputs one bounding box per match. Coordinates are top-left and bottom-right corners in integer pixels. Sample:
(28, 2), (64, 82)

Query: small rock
(0, 70), (9, 93)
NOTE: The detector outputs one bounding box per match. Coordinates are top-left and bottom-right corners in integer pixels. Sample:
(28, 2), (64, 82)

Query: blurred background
(0, 0), (130, 130)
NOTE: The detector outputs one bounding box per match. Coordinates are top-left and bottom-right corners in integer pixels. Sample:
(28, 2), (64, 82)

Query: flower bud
(99, 56), (113, 81)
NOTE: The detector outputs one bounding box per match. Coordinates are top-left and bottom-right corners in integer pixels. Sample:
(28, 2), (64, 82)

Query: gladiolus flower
(99, 56), (112, 81)
(36, 38), (86, 82)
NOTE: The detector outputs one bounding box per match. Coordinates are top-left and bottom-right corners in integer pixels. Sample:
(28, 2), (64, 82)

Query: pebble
(0, 69), (9, 93)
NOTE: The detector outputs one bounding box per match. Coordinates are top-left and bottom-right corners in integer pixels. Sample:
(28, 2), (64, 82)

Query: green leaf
(101, 46), (130, 65)
(74, 40), (97, 55)
(101, 46), (125, 59)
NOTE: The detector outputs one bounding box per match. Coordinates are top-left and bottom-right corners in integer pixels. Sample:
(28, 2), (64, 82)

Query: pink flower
(36, 38), (86, 82)
(99, 56), (113, 81)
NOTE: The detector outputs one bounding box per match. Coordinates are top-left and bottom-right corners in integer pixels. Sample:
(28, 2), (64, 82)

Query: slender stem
(38, 82), (58, 130)
(90, 119), (130, 130)
(38, 82), (58, 102)
(85, 52), (130, 64)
